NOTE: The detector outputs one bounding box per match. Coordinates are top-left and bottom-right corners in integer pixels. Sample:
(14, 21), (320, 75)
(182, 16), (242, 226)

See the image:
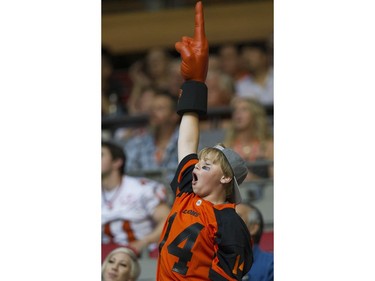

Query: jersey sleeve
(170, 153), (198, 196)
(209, 209), (253, 281)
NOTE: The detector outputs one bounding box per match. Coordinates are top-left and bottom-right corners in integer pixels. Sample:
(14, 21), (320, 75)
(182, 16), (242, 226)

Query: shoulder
(171, 128), (179, 140)
(214, 207), (250, 239)
(214, 205), (239, 217)
(254, 245), (273, 264)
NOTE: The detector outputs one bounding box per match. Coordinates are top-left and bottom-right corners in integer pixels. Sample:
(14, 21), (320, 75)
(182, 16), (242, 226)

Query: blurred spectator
(145, 47), (172, 91)
(124, 90), (180, 182)
(218, 43), (253, 96)
(114, 85), (157, 143)
(205, 55), (235, 109)
(197, 55), (236, 130)
(236, 203), (273, 281)
(102, 141), (170, 256)
(112, 86), (156, 143)
(224, 97), (273, 200)
(102, 246), (141, 281)
(127, 60), (152, 116)
(127, 85), (157, 116)
(127, 47), (172, 113)
(102, 46), (132, 116)
(206, 69), (235, 108)
(207, 54), (221, 72)
(166, 58), (184, 97)
(239, 41), (273, 106)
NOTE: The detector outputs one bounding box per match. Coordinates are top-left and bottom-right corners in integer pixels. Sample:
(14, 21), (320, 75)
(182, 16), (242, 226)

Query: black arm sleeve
(176, 81), (207, 116)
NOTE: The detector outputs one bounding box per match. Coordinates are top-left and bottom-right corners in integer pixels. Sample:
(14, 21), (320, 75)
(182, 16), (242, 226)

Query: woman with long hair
(224, 97), (273, 200)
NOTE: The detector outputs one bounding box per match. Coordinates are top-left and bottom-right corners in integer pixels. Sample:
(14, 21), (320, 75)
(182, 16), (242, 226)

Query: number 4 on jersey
(159, 212), (204, 275)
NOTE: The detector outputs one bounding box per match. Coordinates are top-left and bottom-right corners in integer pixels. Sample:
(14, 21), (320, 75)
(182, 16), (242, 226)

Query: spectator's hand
(175, 1), (208, 83)
(129, 239), (148, 255)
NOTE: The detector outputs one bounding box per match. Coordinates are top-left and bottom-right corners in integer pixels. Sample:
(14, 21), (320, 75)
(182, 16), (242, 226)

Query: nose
(110, 263), (118, 271)
(195, 163), (200, 170)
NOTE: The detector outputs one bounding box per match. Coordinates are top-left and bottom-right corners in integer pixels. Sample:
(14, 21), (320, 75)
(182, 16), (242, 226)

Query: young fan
(156, 2), (253, 280)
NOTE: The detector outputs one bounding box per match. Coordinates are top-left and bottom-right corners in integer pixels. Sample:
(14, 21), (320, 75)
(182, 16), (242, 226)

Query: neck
(154, 125), (176, 146)
(102, 173), (122, 191)
(203, 189), (227, 205)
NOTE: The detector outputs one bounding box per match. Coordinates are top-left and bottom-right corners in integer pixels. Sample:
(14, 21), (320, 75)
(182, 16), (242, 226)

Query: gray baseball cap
(214, 145), (248, 204)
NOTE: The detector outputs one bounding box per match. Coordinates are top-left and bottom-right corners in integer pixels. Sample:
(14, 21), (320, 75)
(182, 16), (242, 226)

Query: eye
(120, 263), (128, 268)
(108, 259), (114, 264)
(202, 165), (210, 171)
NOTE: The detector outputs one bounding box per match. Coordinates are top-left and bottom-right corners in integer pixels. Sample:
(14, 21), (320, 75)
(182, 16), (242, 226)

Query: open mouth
(192, 172), (198, 184)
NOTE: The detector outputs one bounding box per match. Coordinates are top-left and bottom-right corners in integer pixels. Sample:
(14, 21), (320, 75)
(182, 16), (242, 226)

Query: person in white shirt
(102, 141), (170, 257)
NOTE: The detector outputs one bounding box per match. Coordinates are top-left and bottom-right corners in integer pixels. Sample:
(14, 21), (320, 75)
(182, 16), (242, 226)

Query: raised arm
(175, 1), (209, 162)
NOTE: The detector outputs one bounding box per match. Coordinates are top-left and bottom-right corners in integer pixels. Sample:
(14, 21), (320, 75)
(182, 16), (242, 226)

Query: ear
(249, 223), (260, 236)
(112, 158), (123, 170)
(220, 176), (232, 184)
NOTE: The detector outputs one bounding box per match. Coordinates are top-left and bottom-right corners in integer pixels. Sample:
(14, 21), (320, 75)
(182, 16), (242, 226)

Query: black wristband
(176, 80), (208, 116)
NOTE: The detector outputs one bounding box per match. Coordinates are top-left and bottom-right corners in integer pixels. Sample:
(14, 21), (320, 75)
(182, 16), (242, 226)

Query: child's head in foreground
(194, 144), (248, 204)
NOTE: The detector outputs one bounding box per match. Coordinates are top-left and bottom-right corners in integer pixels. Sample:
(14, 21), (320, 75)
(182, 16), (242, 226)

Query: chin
(192, 184), (202, 196)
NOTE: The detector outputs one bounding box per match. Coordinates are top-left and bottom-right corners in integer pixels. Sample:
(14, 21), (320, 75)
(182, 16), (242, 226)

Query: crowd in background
(102, 38), (274, 188)
(102, 38), (274, 280)
(102, 38), (273, 118)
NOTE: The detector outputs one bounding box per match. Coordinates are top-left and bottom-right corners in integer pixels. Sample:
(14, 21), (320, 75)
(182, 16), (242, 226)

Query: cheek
(201, 172), (221, 186)
(118, 268), (131, 280)
(103, 265), (111, 278)
(102, 159), (112, 170)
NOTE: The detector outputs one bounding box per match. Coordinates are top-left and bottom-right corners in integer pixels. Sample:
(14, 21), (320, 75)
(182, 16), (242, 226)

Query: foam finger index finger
(194, 1), (206, 41)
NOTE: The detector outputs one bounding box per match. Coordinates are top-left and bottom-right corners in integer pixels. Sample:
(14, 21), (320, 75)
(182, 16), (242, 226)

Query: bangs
(199, 146), (235, 199)
(198, 146), (234, 178)
(198, 147), (223, 164)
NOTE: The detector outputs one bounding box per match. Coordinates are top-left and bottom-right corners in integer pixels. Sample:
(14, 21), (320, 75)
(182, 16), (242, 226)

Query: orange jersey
(157, 154), (253, 280)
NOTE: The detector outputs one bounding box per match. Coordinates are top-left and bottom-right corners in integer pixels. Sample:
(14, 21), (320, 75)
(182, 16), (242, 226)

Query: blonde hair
(102, 247), (141, 281)
(225, 97), (271, 147)
(198, 144), (234, 198)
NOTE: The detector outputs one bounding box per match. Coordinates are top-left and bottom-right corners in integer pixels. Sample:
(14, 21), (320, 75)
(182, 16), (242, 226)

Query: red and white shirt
(102, 175), (167, 245)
